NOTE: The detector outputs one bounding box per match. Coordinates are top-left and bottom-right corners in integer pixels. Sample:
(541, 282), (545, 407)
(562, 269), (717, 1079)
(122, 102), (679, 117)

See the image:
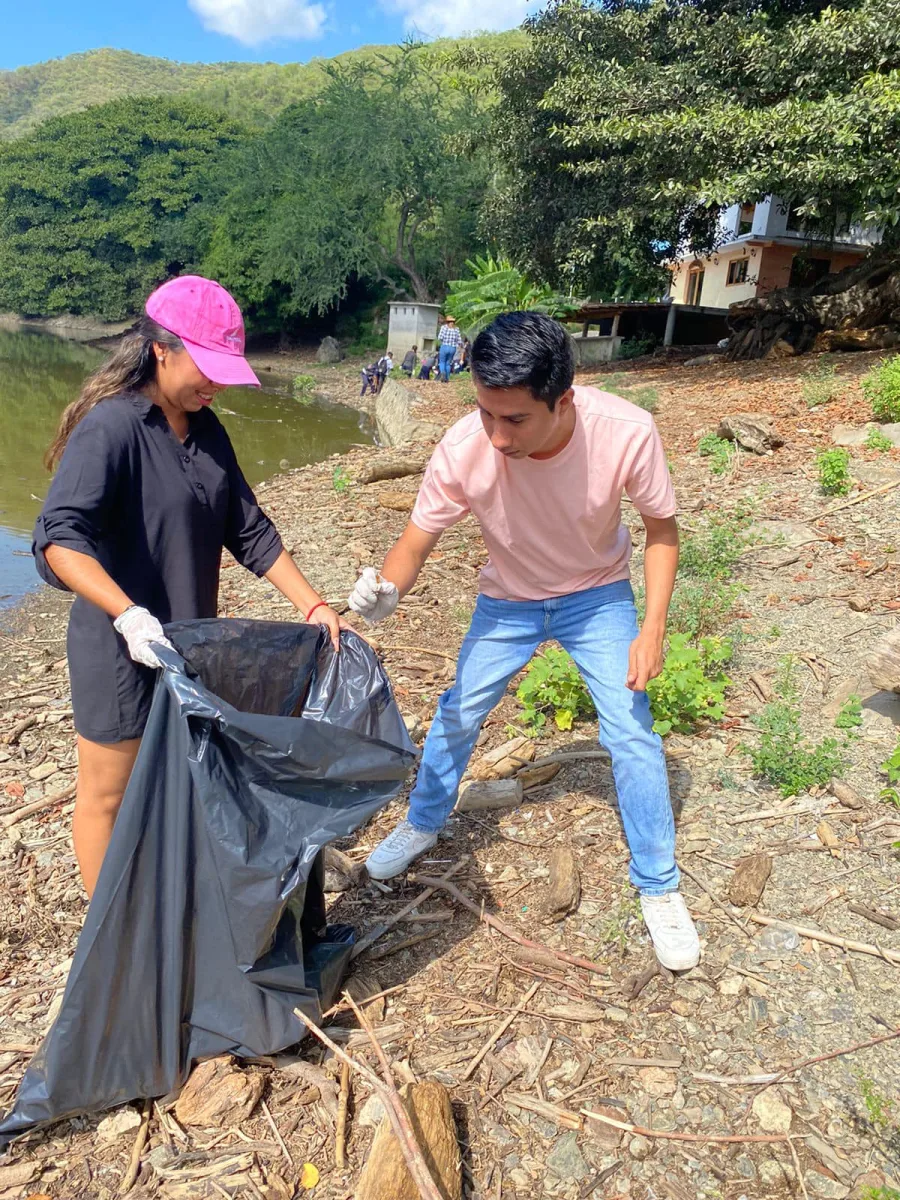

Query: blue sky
(3, 0), (541, 71)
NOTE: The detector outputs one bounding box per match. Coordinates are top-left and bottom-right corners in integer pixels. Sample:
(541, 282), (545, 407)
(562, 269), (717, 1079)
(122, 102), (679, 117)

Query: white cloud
(188, 0), (327, 45)
(381, 0), (537, 37)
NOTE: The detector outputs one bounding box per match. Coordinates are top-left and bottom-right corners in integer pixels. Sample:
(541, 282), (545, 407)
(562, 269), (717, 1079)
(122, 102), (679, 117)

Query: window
(686, 268), (704, 306)
(727, 258), (749, 286)
(737, 204), (756, 236)
(789, 255), (831, 288)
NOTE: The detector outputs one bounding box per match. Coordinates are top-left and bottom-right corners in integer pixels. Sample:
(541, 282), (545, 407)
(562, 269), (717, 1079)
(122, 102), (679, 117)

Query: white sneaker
(365, 819), (438, 881)
(640, 892), (701, 971)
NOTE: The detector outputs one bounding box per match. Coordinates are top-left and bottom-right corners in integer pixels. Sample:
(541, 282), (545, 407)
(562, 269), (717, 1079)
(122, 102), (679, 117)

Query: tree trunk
(726, 253), (900, 360)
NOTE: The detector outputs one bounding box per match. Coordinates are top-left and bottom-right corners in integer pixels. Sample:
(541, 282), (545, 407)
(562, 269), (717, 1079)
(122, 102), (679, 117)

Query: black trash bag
(0, 619), (416, 1149)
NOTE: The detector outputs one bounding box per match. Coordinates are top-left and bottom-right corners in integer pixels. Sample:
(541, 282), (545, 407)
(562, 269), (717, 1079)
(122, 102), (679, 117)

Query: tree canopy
(201, 48), (490, 325)
(0, 96), (244, 319)
(486, 0), (900, 294)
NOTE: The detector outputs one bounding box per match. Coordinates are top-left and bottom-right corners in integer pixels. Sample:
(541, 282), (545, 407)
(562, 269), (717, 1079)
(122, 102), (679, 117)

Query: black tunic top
(33, 392), (283, 742)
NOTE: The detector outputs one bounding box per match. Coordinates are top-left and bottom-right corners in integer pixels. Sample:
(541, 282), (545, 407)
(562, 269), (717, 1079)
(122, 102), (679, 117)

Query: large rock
(717, 413), (784, 454)
(375, 379), (442, 448)
(316, 335), (343, 363)
(829, 422), (900, 448)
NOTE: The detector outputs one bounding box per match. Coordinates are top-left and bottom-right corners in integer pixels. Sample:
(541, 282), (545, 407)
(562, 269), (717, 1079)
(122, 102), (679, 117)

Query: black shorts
(68, 607), (156, 744)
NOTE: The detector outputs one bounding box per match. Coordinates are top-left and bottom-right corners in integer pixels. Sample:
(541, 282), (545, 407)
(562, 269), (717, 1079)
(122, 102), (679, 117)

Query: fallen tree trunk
(726, 253), (900, 360)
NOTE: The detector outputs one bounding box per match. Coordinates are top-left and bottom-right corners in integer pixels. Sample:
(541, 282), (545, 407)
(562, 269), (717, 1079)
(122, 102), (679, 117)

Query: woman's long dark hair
(45, 315), (184, 470)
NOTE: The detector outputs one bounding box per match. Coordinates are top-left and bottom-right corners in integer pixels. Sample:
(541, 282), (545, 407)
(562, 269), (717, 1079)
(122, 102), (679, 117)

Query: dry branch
(335, 1061), (350, 1170)
(2, 782), (76, 829)
(582, 1108), (795, 1144)
(350, 859), (466, 960)
(118, 1100), (151, 1194)
(747, 912), (900, 965)
(461, 981), (540, 1082)
(408, 874), (610, 977)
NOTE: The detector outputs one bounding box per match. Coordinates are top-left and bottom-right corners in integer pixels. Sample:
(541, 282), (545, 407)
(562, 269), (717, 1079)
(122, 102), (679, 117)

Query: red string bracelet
(305, 601), (328, 623)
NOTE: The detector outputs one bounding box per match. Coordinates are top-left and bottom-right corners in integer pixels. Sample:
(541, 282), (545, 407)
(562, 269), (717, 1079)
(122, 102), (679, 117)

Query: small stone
(637, 1067), (677, 1097)
(29, 761), (59, 781)
(585, 1105), (622, 1150)
(760, 1160), (796, 1187)
(719, 975), (743, 996)
(546, 1132), (587, 1181)
(97, 1107), (143, 1141)
(403, 713), (425, 743)
(752, 1090), (793, 1133)
(378, 491), (415, 512)
(629, 1134), (652, 1161)
(735, 1155), (756, 1179)
(804, 1169), (850, 1199)
(357, 1093), (386, 1128)
(748, 996), (769, 1024)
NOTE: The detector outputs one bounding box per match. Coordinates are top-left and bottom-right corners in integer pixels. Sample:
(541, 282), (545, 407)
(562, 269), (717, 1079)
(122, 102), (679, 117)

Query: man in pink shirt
(348, 312), (699, 970)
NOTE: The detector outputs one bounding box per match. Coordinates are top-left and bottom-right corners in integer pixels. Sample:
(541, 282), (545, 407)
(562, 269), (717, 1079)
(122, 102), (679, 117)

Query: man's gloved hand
(347, 567), (400, 625)
(113, 605), (175, 669)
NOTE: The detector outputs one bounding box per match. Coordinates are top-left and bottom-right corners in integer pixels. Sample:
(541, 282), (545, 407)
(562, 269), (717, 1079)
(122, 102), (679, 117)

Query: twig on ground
(622, 960), (659, 1001)
(751, 1025), (900, 1097)
(118, 1099), (151, 1194)
(377, 644), (458, 661)
(747, 912), (900, 965)
(847, 901), (900, 931)
(350, 858), (466, 960)
(582, 1108), (796, 1144)
(335, 1060), (351, 1170)
(1, 782), (76, 829)
(293, 1006), (444, 1200)
(323, 983), (406, 1019)
(526, 750), (610, 769)
(261, 1098), (293, 1170)
(409, 873), (610, 977)
(788, 1136), (810, 1200)
(461, 981), (540, 1082)
(680, 864), (754, 940)
(5, 715), (36, 745)
(813, 478), (900, 520)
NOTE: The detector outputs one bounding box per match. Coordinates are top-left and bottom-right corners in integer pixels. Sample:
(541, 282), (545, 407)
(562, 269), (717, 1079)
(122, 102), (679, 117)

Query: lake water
(0, 329), (371, 607)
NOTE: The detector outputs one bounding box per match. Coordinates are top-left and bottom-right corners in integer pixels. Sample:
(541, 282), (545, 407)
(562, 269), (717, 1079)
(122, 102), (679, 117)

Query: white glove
(113, 605), (175, 669)
(347, 567), (400, 625)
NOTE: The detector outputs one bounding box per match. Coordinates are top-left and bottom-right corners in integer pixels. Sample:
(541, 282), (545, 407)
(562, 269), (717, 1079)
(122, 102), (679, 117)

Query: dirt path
(1, 354), (898, 1199)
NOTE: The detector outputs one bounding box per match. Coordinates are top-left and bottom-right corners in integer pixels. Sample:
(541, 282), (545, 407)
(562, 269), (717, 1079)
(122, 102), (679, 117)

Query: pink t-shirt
(411, 385), (676, 601)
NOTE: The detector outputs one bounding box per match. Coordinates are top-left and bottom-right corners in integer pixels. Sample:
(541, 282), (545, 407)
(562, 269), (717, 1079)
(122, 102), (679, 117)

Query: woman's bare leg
(73, 735), (141, 898)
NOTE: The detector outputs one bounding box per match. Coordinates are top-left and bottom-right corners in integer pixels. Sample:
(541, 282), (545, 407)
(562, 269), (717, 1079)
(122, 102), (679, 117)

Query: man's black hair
(470, 311), (576, 409)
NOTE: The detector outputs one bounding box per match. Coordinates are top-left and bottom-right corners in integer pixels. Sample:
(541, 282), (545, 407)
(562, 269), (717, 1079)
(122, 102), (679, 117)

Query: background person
(34, 275), (347, 897)
(401, 345), (418, 376)
(348, 311), (698, 972)
(436, 316), (462, 382)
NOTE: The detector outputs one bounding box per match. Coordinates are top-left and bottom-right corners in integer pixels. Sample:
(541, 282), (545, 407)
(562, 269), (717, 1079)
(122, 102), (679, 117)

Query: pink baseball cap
(145, 275), (260, 388)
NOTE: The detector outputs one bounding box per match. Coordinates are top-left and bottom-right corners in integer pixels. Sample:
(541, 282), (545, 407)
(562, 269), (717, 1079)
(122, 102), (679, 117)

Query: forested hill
(0, 35), (521, 140)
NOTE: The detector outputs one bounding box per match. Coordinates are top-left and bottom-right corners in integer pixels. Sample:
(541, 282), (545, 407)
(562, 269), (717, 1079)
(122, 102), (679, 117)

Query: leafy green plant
(444, 254), (582, 337)
(697, 432), (736, 475)
(617, 335), (658, 360)
(516, 648), (592, 733)
(747, 701), (845, 796)
(293, 373), (316, 401)
(801, 359), (843, 408)
(860, 1189), (900, 1200)
(856, 1073), (896, 1132)
(646, 634), (732, 736)
(835, 694), (863, 729)
(665, 579), (744, 643)
(816, 447), (852, 496)
(596, 884), (643, 952)
(880, 740), (900, 808)
(863, 356), (900, 423)
(332, 466), (350, 494)
(866, 426), (894, 452)
(679, 509), (752, 581)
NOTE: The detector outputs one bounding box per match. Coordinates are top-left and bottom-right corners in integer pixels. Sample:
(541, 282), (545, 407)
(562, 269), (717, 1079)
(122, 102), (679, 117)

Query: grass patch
(595, 374), (658, 412)
(801, 358), (844, 408)
(863, 355), (900, 423)
(332, 466), (350, 494)
(835, 694), (863, 729)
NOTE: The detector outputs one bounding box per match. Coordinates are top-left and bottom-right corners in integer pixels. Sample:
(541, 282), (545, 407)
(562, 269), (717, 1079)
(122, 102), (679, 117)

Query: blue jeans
(407, 581), (678, 894)
(438, 343), (456, 382)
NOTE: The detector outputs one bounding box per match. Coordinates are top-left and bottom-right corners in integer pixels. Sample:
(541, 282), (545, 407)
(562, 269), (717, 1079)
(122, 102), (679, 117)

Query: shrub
(646, 634), (732, 736)
(801, 359), (843, 408)
(293, 373), (316, 401)
(332, 466), (350, 494)
(865, 426), (893, 452)
(834, 694), (863, 729)
(617, 335), (658, 360)
(665, 579), (744, 642)
(516, 647), (593, 732)
(697, 432), (736, 475)
(816, 447), (851, 496)
(679, 509), (752, 581)
(862, 355), (900, 423)
(747, 701), (845, 796)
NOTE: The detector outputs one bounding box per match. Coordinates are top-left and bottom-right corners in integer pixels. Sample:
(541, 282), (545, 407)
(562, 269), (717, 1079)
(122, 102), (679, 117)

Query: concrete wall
(387, 303), (441, 359)
(572, 335), (623, 366)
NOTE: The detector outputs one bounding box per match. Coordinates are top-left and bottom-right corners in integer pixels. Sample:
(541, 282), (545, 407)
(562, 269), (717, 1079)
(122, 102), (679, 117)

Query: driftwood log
(727, 253), (900, 360)
(866, 625), (900, 693)
(456, 778), (523, 811)
(355, 1081), (461, 1200)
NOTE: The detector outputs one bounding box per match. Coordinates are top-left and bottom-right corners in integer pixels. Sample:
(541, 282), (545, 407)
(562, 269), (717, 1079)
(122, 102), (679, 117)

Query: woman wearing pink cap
(34, 276), (346, 896)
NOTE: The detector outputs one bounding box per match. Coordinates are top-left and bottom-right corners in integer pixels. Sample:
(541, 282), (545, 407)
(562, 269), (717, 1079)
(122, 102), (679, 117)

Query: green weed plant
(816, 447), (851, 496)
(748, 701), (844, 796)
(834, 694), (863, 729)
(516, 647), (593, 732)
(866, 426), (894, 452)
(697, 431), (736, 475)
(801, 359), (843, 408)
(646, 634), (732, 736)
(862, 355), (900, 423)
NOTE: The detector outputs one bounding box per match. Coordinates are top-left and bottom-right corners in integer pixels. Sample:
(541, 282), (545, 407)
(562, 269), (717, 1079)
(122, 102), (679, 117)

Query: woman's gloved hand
(113, 605), (175, 669)
(347, 567), (400, 625)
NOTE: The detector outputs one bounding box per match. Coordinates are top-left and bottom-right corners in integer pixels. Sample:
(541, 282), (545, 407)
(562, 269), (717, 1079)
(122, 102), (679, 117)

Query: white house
(668, 196), (881, 311)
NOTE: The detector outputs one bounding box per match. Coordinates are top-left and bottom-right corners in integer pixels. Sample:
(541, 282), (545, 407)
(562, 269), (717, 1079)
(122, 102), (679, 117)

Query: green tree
(485, 0), (900, 293)
(201, 46), (490, 322)
(0, 96), (245, 319)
